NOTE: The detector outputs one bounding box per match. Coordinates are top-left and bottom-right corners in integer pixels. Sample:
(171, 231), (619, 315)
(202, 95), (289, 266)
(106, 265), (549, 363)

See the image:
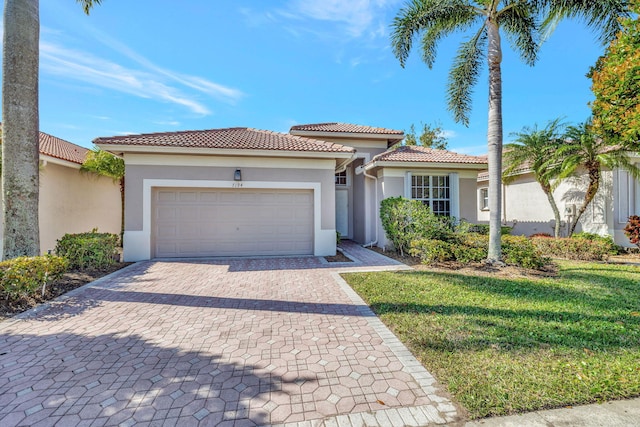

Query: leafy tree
(504, 118), (565, 237)
(2, 0), (102, 260)
(403, 122), (449, 149)
(391, 0), (626, 264)
(555, 119), (640, 236)
(589, 0), (640, 150)
(81, 148), (125, 241)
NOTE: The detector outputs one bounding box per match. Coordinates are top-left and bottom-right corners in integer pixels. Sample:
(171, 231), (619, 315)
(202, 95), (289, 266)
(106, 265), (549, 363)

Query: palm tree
(2, 0), (102, 259)
(503, 118), (565, 237)
(81, 148), (125, 242)
(555, 119), (640, 236)
(391, 0), (627, 263)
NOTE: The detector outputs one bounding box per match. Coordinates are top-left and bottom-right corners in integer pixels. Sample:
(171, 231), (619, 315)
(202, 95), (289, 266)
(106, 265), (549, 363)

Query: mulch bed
(369, 246), (559, 278)
(0, 262), (131, 321)
(324, 250), (353, 263)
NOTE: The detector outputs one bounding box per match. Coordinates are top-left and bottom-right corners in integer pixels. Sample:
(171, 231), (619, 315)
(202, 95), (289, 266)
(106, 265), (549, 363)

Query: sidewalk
(465, 397), (640, 427)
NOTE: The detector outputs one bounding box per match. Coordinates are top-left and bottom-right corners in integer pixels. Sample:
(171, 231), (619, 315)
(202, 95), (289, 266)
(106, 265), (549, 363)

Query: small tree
(624, 215), (640, 248)
(504, 118), (565, 237)
(555, 119), (640, 236)
(403, 122), (449, 149)
(81, 148), (125, 242)
(589, 0), (640, 150)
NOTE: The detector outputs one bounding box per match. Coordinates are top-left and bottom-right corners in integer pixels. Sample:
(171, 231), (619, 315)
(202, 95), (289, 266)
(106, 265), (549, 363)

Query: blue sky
(22, 0), (612, 154)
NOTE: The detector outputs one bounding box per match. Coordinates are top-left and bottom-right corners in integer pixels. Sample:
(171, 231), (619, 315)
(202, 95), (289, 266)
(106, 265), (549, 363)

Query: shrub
(380, 197), (455, 255)
(55, 230), (119, 270)
(452, 244), (487, 263)
(530, 233), (553, 238)
(531, 235), (619, 261)
(467, 224), (512, 235)
(623, 215), (640, 247)
(502, 235), (548, 269)
(0, 255), (68, 298)
(409, 239), (455, 263)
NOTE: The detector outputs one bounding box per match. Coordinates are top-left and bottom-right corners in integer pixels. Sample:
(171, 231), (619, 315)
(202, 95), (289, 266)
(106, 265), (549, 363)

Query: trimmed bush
(409, 239), (455, 263)
(380, 197), (455, 255)
(55, 231), (119, 270)
(467, 224), (513, 235)
(623, 215), (640, 247)
(502, 235), (548, 269)
(531, 235), (619, 261)
(0, 255), (68, 298)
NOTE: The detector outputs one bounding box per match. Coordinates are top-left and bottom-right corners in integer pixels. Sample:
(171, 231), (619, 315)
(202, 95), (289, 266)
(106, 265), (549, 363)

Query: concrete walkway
(0, 243), (461, 426)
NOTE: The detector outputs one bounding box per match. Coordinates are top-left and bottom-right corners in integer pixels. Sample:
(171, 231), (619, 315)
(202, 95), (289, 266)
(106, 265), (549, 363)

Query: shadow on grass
(352, 267), (640, 352)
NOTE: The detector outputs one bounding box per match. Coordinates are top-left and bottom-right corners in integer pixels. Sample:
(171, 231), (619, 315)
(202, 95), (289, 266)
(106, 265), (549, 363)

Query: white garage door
(153, 188), (314, 257)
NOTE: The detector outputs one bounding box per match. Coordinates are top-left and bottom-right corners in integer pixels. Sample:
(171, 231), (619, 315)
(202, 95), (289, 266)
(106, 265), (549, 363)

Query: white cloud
(286, 0), (401, 39)
(40, 41), (213, 115)
(440, 129), (458, 139)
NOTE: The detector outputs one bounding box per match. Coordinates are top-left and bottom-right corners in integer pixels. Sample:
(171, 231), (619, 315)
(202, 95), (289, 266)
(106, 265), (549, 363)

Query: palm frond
(498, 1), (540, 66)
(77, 0), (102, 15)
(538, 0), (629, 44)
(446, 26), (487, 125)
(391, 0), (477, 67)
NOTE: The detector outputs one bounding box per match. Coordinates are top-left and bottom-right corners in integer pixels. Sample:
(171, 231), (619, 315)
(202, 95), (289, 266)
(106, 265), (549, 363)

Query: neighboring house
(0, 132), (122, 258)
(476, 154), (640, 246)
(95, 123), (487, 261)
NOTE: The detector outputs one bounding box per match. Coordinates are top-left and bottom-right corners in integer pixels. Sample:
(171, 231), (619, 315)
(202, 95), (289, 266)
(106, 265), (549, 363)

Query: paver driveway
(0, 243), (461, 426)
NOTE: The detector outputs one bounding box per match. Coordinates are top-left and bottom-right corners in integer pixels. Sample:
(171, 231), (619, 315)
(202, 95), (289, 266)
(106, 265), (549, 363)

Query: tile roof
(369, 145), (488, 165)
(290, 122), (404, 136)
(94, 127), (354, 153)
(39, 132), (89, 165)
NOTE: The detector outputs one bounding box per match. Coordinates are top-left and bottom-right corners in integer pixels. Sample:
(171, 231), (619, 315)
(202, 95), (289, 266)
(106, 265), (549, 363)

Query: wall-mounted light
(234, 169), (242, 181)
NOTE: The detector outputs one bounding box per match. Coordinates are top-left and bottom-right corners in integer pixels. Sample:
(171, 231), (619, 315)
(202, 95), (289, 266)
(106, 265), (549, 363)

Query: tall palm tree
(391, 0), (627, 264)
(555, 119), (640, 236)
(2, 0), (102, 260)
(503, 118), (565, 237)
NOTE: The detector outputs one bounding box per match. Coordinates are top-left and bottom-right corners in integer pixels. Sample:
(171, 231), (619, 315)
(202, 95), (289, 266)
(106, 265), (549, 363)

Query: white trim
(381, 168), (479, 179)
(123, 153), (335, 169)
(39, 155), (82, 170)
(365, 160), (486, 171)
(97, 144), (353, 159)
(124, 179), (334, 261)
(449, 172), (460, 219)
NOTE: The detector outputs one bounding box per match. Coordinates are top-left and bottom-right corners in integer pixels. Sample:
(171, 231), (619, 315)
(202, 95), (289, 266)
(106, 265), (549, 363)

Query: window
(335, 170), (347, 186)
(411, 175), (450, 216)
(480, 188), (489, 210)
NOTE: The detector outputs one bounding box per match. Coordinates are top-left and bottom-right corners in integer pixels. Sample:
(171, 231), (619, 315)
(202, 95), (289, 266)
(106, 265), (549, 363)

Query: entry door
(336, 189), (349, 238)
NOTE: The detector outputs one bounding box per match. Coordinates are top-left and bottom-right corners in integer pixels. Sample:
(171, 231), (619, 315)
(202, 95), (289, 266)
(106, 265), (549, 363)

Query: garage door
(152, 188), (314, 257)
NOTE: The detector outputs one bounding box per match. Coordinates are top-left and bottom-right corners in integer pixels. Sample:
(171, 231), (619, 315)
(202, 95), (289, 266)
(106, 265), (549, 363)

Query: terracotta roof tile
(370, 145), (488, 165)
(39, 132), (89, 165)
(290, 122), (404, 136)
(93, 127), (354, 153)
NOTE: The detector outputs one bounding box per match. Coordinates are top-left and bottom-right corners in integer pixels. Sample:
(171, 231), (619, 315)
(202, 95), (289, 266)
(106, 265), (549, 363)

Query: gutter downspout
(335, 152), (358, 174)
(355, 163), (378, 247)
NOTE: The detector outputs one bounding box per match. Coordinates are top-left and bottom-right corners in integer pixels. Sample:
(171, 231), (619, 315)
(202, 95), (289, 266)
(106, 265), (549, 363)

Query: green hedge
(409, 234), (548, 269)
(531, 234), (619, 261)
(55, 231), (119, 269)
(0, 255), (68, 298)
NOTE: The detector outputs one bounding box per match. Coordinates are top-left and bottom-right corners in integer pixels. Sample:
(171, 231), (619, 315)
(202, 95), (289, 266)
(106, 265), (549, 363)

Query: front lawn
(342, 260), (640, 419)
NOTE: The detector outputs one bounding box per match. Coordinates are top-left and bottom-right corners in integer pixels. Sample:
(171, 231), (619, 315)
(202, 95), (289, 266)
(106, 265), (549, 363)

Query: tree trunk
(542, 184), (562, 237)
(486, 20), (503, 263)
(2, 0), (40, 259)
(568, 165), (600, 236)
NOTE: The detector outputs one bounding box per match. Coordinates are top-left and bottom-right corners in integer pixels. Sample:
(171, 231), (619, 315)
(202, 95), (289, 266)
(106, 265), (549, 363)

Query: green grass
(342, 261), (640, 419)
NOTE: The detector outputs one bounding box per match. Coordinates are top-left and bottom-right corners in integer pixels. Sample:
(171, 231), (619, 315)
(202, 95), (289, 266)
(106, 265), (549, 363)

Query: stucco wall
(459, 178), (478, 223)
(124, 163), (335, 231)
(478, 169), (619, 241)
(38, 162), (121, 254)
(121, 156), (339, 260)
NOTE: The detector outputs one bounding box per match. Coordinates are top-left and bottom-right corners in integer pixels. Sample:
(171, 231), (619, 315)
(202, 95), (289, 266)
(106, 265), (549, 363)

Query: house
(95, 123), (487, 261)
(0, 132), (122, 258)
(476, 154), (640, 246)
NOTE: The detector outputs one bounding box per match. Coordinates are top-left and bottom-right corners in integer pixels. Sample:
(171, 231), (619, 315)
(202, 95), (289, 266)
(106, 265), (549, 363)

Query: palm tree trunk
(486, 19), (503, 263)
(568, 166), (600, 236)
(2, 0), (40, 259)
(543, 186), (562, 237)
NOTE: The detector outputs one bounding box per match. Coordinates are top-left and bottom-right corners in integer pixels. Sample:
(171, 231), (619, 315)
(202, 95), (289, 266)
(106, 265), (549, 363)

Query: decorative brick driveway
(0, 243), (461, 426)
